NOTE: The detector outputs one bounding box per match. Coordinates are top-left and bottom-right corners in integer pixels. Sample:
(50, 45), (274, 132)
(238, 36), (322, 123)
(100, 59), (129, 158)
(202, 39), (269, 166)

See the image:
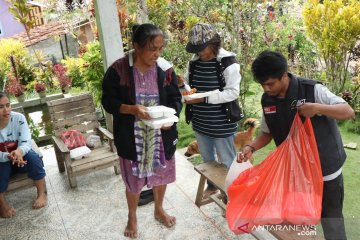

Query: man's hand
(236, 145), (254, 163)
(8, 149), (27, 167)
(185, 98), (204, 105)
(133, 105), (151, 120)
(297, 103), (319, 118)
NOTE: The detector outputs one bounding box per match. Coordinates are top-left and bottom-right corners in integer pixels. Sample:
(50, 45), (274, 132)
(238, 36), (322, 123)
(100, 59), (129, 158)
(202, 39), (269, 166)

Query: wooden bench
(194, 161), (322, 240)
(47, 93), (120, 188)
(194, 161), (228, 210)
(7, 107), (43, 192)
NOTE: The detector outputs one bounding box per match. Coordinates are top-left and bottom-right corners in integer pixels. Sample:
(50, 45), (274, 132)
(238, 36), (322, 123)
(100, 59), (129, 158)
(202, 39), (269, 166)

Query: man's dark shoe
(138, 189), (154, 206)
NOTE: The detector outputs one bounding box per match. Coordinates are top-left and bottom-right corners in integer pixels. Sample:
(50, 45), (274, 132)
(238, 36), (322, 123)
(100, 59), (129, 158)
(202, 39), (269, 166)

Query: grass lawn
(338, 124), (360, 239)
(176, 110), (195, 148)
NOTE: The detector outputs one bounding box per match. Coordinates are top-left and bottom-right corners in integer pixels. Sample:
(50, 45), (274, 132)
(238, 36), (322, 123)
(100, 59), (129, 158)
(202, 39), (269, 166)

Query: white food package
(146, 106), (176, 119)
(70, 146), (92, 160)
(183, 89), (220, 101)
(143, 115), (179, 129)
(224, 160), (253, 194)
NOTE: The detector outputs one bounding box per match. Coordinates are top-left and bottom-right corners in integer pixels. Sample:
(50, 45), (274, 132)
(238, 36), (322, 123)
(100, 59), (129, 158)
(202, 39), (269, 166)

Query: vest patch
(291, 99), (306, 109)
(264, 106), (276, 114)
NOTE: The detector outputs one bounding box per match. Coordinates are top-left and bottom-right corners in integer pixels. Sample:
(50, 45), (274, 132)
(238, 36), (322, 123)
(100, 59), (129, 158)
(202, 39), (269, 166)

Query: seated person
(0, 92), (47, 218)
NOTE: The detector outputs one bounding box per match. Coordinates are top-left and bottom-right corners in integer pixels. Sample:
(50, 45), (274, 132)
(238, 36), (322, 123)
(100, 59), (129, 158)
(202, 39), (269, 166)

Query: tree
(7, 0), (35, 32)
(7, 0), (44, 70)
(303, 0), (360, 94)
(137, 0), (149, 23)
(43, 0), (96, 43)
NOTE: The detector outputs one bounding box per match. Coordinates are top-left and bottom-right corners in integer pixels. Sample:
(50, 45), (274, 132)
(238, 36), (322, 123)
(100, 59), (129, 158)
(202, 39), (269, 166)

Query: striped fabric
(191, 59), (237, 138)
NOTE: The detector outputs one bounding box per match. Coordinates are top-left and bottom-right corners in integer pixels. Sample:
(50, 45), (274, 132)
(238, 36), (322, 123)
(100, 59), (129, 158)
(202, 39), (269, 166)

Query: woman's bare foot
(124, 213), (138, 238)
(0, 202), (16, 218)
(155, 209), (176, 228)
(33, 192), (47, 209)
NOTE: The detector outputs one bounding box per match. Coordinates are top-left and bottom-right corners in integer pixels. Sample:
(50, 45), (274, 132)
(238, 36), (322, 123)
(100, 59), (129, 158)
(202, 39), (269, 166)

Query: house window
(0, 22), (4, 37)
(28, 6), (44, 27)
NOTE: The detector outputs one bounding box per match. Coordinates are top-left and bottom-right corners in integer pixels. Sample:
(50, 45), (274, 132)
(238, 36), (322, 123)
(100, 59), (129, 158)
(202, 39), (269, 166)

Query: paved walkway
(0, 146), (274, 240)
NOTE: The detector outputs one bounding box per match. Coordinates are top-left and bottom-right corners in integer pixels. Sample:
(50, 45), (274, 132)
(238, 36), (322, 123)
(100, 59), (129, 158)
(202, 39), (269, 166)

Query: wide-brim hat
(186, 23), (216, 53)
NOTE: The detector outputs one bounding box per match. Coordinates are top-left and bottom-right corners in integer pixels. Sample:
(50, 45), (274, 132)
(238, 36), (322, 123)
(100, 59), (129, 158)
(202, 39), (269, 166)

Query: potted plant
(5, 74), (25, 102)
(53, 64), (72, 94)
(35, 82), (46, 98)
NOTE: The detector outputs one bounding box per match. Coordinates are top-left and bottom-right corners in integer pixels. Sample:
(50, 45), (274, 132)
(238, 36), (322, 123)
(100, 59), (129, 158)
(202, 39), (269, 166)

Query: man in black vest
(238, 50), (355, 240)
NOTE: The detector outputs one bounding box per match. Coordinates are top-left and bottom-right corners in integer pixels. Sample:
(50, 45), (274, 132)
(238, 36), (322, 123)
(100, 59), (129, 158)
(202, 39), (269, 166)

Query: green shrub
(341, 114), (360, 134)
(162, 37), (190, 75)
(82, 41), (104, 106)
(16, 57), (35, 86)
(0, 39), (33, 89)
(304, 0), (360, 94)
(32, 61), (55, 90)
(62, 57), (85, 88)
(147, 0), (170, 31)
(27, 116), (40, 143)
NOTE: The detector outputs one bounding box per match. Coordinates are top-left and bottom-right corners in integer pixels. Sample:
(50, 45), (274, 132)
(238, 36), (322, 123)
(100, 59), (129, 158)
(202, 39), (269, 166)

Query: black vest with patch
(261, 74), (346, 176)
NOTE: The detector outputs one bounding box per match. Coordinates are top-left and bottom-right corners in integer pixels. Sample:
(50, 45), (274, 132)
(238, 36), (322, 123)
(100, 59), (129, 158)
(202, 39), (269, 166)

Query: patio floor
(0, 146), (275, 240)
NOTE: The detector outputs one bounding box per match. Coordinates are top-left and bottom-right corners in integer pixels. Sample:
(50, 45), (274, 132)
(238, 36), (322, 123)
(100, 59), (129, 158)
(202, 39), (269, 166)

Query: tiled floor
(0, 146), (273, 240)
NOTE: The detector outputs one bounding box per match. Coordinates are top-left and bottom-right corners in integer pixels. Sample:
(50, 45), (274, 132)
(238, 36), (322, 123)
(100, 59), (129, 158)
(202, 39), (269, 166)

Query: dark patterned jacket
(102, 51), (182, 161)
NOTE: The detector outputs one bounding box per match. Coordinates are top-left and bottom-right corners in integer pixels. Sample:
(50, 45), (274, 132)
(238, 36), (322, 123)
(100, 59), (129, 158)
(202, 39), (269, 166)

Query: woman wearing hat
(184, 23), (241, 197)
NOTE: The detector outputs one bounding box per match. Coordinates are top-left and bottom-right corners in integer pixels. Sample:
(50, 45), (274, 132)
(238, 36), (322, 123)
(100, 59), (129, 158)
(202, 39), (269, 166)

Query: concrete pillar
(94, 0), (124, 132)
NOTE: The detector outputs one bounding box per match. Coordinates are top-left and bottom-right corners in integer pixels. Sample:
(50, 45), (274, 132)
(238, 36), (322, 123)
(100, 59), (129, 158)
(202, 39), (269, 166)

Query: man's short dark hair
(251, 50), (288, 83)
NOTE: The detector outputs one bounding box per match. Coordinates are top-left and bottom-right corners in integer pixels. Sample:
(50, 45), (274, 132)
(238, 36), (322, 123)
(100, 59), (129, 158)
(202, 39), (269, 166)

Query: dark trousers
(0, 150), (45, 193)
(321, 173), (347, 240)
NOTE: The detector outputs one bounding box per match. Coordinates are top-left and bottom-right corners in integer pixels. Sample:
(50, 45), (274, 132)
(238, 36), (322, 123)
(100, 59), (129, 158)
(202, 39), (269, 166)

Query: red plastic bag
(226, 113), (323, 234)
(60, 130), (86, 150)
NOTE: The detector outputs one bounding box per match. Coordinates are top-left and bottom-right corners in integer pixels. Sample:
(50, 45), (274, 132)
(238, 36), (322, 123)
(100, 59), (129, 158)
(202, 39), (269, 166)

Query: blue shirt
(0, 112), (32, 162)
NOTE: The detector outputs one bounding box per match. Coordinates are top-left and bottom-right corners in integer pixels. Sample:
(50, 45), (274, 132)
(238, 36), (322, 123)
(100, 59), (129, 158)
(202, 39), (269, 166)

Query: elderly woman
(102, 23), (182, 238)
